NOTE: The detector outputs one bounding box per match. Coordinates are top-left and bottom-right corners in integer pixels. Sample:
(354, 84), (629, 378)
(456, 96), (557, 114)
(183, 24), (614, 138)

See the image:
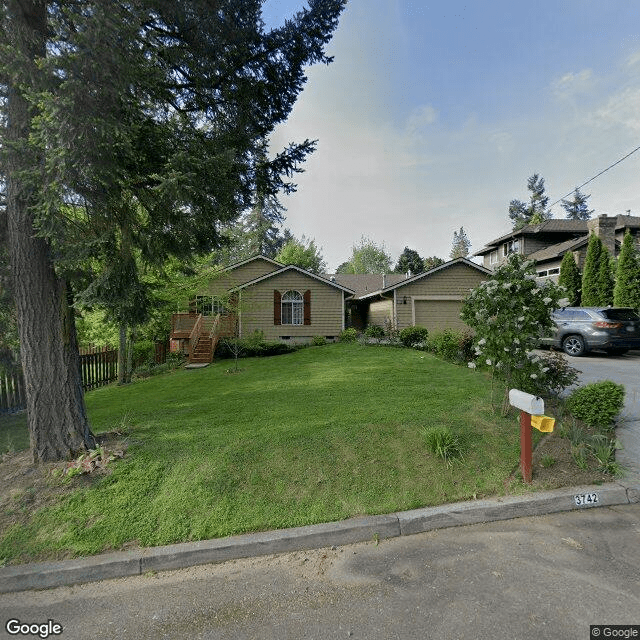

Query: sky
(262, 0), (640, 271)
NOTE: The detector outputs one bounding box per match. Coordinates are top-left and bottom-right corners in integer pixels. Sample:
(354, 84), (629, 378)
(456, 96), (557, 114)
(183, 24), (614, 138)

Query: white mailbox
(509, 389), (544, 415)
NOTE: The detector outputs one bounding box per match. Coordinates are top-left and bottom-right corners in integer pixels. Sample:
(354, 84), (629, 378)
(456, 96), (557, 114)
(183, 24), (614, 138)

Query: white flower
(503, 347), (510, 351)
(514, 338), (520, 345)
(468, 362), (477, 369)
(530, 374), (538, 379)
(478, 338), (486, 345)
(543, 297), (552, 304)
(486, 359), (492, 366)
(542, 367), (549, 372)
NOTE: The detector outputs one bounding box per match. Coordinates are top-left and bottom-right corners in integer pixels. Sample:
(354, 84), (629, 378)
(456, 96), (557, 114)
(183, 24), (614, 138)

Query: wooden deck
(170, 313), (237, 364)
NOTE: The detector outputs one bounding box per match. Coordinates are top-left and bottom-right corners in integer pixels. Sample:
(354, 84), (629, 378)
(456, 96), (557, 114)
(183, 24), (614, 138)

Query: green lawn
(0, 343), (522, 563)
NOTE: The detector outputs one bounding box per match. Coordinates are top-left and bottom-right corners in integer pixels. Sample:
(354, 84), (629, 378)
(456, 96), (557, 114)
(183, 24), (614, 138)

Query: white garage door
(413, 299), (467, 332)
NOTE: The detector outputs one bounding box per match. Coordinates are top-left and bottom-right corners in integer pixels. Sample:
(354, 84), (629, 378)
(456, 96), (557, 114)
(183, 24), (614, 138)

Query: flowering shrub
(461, 254), (566, 411)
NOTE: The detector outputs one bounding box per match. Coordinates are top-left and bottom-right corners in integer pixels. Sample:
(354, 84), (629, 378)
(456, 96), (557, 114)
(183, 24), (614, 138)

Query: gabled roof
(326, 273), (408, 297)
(526, 236), (589, 264)
(218, 254), (284, 273)
(356, 258), (491, 300)
(474, 219), (588, 256)
(230, 264), (356, 295)
(615, 215), (640, 230)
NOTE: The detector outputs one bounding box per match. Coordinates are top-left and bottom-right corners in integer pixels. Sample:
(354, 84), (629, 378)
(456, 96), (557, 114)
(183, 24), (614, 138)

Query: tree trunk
(118, 323), (127, 384)
(6, 0), (94, 462)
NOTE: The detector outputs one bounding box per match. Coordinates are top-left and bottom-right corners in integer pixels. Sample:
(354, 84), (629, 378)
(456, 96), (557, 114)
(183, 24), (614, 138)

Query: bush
(216, 336), (295, 359)
(566, 381), (625, 429)
(364, 325), (385, 339)
(399, 325), (429, 348)
(339, 328), (359, 342)
(132, 340), (155, 367)
(312, 335), (327, 346)
(425, 329), (474, 363)
(528, 350), (579, 397)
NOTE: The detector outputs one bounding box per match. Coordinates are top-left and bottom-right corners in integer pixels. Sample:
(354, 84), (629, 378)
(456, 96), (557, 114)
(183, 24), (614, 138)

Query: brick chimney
(586, 214), (617, 256)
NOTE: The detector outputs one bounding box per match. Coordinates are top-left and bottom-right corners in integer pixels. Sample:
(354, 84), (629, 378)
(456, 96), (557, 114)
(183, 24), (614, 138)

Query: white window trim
(281, 290), (304, 326)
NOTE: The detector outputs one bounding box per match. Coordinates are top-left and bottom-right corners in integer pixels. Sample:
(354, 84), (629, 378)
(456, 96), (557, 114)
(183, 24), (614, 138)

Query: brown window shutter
(274, 290), (281, 325)
(303, 290), (311, 325)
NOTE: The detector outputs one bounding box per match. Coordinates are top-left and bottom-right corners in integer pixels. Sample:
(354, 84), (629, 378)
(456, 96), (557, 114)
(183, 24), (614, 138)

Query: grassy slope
(1, 343), (521, 562)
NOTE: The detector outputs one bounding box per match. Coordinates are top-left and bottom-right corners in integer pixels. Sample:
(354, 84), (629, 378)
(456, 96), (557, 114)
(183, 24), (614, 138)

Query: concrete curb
(1, 481), (637, 594)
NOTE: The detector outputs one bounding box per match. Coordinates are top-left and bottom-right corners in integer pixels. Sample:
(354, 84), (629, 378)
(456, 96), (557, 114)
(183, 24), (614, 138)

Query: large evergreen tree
(1, 0), (346, 462)
(394, 247), (424, 275)
(449, 226), (471, 259)
(557, 251), (581, 306)
(561, 187), (594, 221)
(613, 231), (640, 309)
(508, 174), (552, 230)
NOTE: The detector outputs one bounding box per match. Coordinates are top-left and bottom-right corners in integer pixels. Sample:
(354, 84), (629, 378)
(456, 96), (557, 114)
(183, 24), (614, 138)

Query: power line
(550, 144), (640, 209)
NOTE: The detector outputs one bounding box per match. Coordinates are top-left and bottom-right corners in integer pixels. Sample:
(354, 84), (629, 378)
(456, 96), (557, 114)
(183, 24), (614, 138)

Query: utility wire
(550, 144), (640, 209)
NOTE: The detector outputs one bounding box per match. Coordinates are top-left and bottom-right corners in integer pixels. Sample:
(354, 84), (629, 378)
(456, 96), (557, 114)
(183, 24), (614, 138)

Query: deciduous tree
(340, 237), (392, 274)
(275, 235), (326, 274)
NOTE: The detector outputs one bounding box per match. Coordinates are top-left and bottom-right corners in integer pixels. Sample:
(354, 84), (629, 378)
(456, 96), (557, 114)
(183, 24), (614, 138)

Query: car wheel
(605, 348), (628, 356)
(562, 335), (585, 356)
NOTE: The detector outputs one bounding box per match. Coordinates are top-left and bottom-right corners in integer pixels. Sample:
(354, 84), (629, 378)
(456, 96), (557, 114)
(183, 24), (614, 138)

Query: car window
(600, 309), (640, 321)
(572, 310), (591, 320)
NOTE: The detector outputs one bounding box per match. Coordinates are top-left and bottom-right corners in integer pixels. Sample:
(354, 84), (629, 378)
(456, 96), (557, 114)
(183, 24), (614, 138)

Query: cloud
(551, 69), (594, 99)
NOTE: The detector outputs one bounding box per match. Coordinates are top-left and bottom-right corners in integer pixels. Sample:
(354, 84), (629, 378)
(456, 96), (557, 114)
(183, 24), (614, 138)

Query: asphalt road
(1, 504), (639, 640)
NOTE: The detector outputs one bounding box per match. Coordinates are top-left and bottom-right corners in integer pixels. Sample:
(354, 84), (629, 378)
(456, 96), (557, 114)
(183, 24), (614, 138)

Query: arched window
(281, 290), (304, 325)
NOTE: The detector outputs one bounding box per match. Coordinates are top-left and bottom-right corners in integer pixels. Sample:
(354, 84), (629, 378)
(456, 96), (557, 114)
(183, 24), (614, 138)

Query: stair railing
(188, 314), (203, 361)
(208, 314), (222, 361)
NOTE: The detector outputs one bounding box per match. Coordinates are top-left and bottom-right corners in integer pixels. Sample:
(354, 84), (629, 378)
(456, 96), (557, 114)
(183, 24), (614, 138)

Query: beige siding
(240, 272), (344, 341)
(394, 264), (488, 330)
(368, 298), (393, 328)
(203, 258), (279, 297)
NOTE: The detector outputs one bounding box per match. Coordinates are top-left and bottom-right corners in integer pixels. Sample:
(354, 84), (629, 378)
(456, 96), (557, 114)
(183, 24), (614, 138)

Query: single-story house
(170, 255), (491, 363)
(474, 214), (640, 281)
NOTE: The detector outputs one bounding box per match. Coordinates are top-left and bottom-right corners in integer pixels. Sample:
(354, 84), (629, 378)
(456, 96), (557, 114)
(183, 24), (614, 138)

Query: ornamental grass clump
(461, 253), (568, 413)
(421, 426), (464, 466)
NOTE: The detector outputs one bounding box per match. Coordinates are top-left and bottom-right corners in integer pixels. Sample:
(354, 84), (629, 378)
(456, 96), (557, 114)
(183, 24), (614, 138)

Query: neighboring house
(474, 214), (640, 281)
(170, 255), (492, 363)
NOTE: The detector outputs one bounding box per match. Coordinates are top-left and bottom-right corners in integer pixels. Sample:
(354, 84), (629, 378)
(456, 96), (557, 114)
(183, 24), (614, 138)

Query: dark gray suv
(541, 307), (640, 356)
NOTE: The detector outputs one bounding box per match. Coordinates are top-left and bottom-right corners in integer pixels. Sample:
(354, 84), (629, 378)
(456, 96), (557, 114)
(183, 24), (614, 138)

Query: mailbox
(508, 389), (544, 415)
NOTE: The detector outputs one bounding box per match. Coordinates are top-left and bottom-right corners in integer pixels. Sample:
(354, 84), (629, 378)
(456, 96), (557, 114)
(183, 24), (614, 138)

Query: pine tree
(561, 188), (594, 221)
(450, 227), (471, 259)
(508, 174), (552, 229)
(614, 231), (640, 309)
(558, 252), (581, 306)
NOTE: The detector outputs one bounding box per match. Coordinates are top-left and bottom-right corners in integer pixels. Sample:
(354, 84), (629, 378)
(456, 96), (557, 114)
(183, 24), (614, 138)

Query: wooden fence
(79, 346), (119, 391)
(0, 342), (169, 413)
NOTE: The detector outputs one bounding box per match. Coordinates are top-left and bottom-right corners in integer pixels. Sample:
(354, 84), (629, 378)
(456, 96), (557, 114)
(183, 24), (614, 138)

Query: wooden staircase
(187, 314), (222, 365)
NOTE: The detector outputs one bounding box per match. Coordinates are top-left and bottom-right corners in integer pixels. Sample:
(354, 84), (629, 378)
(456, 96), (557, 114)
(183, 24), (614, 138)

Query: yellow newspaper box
(531, 415), (555, 433)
